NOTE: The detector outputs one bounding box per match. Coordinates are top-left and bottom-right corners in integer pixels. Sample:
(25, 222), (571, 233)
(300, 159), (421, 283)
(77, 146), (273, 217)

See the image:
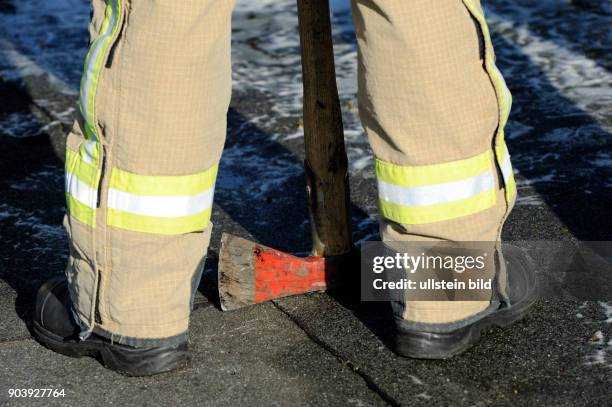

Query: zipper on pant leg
(77, 0), (128, 338)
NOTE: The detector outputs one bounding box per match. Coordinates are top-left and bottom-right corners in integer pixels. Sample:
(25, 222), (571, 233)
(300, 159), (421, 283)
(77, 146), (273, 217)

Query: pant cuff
(71, 307), (189, 347)
(393, 300), (500, 334)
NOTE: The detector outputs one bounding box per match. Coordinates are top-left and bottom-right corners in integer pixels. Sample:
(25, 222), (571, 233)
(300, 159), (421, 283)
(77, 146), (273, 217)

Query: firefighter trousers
(64, 0), (516, 345)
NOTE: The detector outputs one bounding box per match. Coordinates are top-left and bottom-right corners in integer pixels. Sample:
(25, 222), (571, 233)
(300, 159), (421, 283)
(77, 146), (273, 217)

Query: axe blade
(218, 233), (342, 311)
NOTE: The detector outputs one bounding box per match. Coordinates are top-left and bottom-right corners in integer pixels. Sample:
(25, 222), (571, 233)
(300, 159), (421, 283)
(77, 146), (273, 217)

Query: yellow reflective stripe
(79, 0), (123, 140)
(463, 0), (515, 206)
(65, 142), (102, 228)
(66, 194), (96, 227)
(462, 0), (512, 133)
(109, 164), (218, 196)
(83, 2), (111, 124)
(107, 208), (212, 235)
(375, 150), (492, 187)
(492, 65), (513, 129)
(106, 165), (218, 234)
(83, 122), (98, 142)
(66, 149), (99, 187)
(379, 189), (497, 225)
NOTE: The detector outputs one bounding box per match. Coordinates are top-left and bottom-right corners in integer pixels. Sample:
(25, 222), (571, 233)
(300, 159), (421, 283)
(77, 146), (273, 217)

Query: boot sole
(32, 321), (189, 376)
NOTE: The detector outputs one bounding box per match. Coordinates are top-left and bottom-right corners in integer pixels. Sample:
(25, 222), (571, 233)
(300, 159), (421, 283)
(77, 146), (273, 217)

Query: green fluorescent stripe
(79, 0), (122, 140)
(109, 164), (218, 196)
(66, 194), (96, 227)
(88, 2), (121, 129)
(375, 150), (492, 187)
(379, 188), (497, 225)
(463, 0), (515, 208)
(79, 4), (112, 125)
(66, 149), (99, 187)
(462, 0), (511, 138)
(83, 122), (98, 141)
(107, 208), (212, 235)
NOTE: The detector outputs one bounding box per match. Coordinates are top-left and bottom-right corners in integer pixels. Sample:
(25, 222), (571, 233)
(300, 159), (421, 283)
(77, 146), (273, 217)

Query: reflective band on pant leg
(496, 141), (517, 201)
(79, 0), (123, 141)
(65, 143), (101, 226)
(106, 164), (218, 235)
(492, 65), (512, 129)
(376, 150), (497, 224)
(462, 1), (512, 131)
(462, 1), (514, 198)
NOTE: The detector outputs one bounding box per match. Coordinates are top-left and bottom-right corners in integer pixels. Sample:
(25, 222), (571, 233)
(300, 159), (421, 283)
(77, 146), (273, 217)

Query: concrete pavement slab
(0, 281), (29, 342)
(0, 304), (386, 407)
(1, 0), (611, 405)
(274, 293), (612, 406)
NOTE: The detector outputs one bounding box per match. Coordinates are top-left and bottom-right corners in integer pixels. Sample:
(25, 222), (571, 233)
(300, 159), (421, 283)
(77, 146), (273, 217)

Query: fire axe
(218, 0), (356, 311)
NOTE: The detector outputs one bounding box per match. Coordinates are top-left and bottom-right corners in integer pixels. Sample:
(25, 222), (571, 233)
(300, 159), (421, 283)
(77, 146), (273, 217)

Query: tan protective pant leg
(353, 0), (517, 326)
(65, 0), (517, 343)
(64, 0), (234, 345)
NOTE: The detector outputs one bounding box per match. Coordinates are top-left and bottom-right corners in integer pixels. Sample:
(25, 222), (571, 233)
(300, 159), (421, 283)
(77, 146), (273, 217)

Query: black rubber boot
(32, 276), (190, 376)
(392, 245), (538, 359)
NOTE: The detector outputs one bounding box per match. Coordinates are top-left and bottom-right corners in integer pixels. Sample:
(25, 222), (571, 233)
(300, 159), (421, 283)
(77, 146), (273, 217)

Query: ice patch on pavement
(592, 153), (612, 169)
(487, 6), (611, 127)
(583, 302), (612, 368)
(505, 122), (534, 140)
(0, 0), (86, 89)
(600, 302), (612, 324)
(515, 193), (546, 207)
(9, 166), (64, 192)
(231, 0), (369, 174)
(0, 0), (610, 225)
(217, 142), (303, 201)
(354, 216), (379, 245)
(0, 111), (42, 138)
(0, 37), (78, 96)
(516, 173), (557, 185)
(408, 375), (424, 386)
(0, 165), (66, 260)
(0, 204), (65, 250)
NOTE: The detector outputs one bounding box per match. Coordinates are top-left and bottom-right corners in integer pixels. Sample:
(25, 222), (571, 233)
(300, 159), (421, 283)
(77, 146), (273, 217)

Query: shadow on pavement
(493, 32), (612, 241)
(487, 0), (611, 74)
(0, 4), (610, 354)
(0, 77), (67, 338)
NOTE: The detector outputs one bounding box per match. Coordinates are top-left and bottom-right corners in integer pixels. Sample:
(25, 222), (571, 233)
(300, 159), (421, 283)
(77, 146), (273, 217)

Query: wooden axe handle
(297, 0), (353, 257)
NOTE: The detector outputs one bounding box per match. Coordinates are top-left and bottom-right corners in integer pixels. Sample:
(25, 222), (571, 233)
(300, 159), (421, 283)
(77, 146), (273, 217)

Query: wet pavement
(0, 0), (611, 405)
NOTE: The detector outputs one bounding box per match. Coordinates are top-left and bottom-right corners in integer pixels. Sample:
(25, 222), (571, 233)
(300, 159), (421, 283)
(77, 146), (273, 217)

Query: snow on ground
(0, 203), (65, 256)
(1, 0), (609, 179)
(0, 0), (610, 367)
(231, 0), (365, 172)
(582, 301), (612, 368)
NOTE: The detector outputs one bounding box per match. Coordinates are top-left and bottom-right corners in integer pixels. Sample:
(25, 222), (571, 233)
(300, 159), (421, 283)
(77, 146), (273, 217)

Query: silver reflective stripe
(65, 172), (98, 209)
(377, 170), (495, 207)
(499, 146), (514, 185)
(107, 188), (215, 218)
(81, 140), (98, 165)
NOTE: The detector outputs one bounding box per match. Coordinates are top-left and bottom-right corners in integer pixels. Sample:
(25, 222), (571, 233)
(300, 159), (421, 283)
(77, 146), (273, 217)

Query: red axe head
(218, 233), (343, 311)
